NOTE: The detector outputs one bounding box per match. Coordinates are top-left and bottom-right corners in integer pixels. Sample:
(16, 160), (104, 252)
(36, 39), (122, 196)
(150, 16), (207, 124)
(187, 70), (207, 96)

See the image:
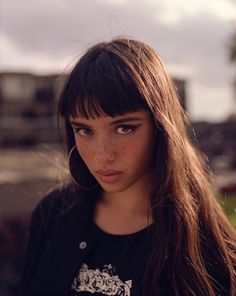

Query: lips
(96, 170), (122, 183)
(97, 170), (121, 175)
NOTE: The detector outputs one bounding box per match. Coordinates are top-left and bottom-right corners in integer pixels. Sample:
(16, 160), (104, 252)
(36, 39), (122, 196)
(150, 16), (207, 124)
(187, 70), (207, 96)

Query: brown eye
(116, 125), (138, 134)
(73, 127), (92, 136)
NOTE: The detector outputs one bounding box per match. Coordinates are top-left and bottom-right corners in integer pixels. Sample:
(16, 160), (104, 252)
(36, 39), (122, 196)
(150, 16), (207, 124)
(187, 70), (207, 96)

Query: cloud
(97, 0), (128, 5)
(0, 0), (236, 121)
(151, 0), (236, 23)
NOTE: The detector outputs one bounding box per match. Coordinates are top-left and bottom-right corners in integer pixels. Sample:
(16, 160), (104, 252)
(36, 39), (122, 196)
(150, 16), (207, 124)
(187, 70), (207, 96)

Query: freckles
(120, 140), (139, 155)
(119, 139), (136, 152)
(76, 144), (93, 161)
(118, 143), (129, 152)
(79, 148), (91, 158)
(127, 134), (148, 148)
(123, 133), (154, 158)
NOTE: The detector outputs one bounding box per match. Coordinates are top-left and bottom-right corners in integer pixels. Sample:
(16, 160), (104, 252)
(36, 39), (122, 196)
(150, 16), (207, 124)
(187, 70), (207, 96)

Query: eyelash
(72, 125), (139, 136)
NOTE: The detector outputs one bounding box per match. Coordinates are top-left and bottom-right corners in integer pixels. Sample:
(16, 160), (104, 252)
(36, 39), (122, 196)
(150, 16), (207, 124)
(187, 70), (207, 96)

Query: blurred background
(0, 0), (236, 295)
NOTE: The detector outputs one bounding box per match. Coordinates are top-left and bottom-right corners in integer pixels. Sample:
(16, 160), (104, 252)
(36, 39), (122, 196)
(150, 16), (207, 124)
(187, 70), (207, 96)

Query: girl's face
(69, 110), (156, 193)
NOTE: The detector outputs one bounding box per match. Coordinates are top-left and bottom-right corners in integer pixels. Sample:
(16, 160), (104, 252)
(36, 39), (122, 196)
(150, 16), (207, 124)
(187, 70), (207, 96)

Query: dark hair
(58, 37), (236, 295)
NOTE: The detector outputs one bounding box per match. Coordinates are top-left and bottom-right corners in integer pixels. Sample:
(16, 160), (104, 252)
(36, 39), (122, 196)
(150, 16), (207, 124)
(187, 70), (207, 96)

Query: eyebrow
(69, 117), (143, 127)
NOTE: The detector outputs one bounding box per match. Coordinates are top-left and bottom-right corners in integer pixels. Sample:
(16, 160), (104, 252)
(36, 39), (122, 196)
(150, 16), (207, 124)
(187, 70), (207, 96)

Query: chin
(99, 182), (133, 194)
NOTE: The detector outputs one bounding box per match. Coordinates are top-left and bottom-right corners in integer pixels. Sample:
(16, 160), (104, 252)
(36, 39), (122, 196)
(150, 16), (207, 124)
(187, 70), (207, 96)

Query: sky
(0, 0), (236, 122)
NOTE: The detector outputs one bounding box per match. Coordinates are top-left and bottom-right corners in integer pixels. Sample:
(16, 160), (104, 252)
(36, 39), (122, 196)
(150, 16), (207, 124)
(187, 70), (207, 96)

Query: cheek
(120, 138), (150, 164)
(121, 137), (153, 164)
(75, 142), (94, 165)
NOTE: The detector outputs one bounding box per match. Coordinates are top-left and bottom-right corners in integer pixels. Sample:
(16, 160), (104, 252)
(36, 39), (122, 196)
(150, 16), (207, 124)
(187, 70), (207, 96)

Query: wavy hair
(58, 37), (236, 295)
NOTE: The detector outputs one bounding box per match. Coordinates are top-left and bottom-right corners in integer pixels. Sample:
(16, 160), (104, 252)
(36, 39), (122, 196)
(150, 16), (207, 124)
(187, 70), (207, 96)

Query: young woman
(21, 37), (236, 296)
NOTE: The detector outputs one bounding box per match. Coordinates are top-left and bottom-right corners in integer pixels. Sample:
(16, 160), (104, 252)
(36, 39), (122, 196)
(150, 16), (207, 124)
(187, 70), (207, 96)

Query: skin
(69, 110), (156, 234)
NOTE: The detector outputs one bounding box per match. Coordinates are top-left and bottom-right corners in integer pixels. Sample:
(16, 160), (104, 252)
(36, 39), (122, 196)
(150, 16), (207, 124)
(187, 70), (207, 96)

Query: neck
(93, 171), (153, 234)
(104, 167), (153, 209)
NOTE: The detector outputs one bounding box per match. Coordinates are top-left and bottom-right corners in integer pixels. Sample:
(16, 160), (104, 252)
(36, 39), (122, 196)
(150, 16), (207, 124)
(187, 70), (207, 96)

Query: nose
(94, 139), (116, 163)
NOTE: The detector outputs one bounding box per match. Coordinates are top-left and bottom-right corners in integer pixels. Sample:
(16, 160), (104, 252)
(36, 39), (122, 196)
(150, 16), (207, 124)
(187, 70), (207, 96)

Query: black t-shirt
(69, 222), (154, 296)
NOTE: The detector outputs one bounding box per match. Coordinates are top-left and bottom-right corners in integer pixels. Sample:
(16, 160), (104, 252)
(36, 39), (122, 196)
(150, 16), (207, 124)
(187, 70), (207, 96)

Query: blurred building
(234, 80), (236, 101)
(0, 72), (65, 147)
(0, 72), (186, 148)
(174, 78), (187, 110)
(192, 120), (236, 171)
(194, 78), (236, 171)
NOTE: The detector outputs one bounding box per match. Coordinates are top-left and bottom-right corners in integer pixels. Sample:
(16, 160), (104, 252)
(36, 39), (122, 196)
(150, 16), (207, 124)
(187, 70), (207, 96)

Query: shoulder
(36, 184), (77, 212)
(30, 183), (79, 231)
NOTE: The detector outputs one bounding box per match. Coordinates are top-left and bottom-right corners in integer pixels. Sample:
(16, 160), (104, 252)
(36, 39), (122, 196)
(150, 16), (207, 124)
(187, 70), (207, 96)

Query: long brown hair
(58, 37), (236, 295)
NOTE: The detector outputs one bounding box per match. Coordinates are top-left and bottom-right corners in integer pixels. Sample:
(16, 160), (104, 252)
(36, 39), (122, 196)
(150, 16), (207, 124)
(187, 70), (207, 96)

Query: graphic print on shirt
(71, 263), (132, 295)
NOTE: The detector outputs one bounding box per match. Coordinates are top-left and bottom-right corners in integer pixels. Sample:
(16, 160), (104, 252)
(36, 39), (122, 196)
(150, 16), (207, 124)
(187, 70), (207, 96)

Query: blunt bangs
(59, 46), (149, 120)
